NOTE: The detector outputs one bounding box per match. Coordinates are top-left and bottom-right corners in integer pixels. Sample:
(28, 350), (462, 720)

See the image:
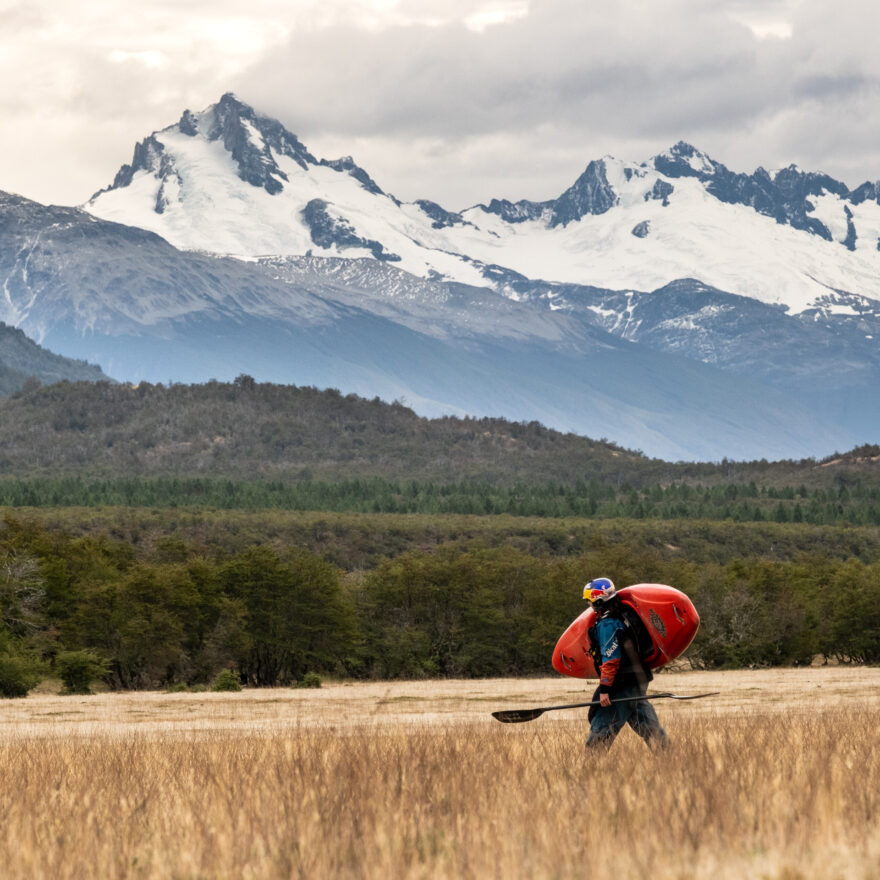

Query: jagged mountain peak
(84, 95), (419, 263)
(646, 142), (879, 247)
(850, 179), (880, 206)
(653, 141), (719, 178)
(770, 163), (849, 208)
(172, 93), (258, 139)
(480, 157), (622, 228)
(216, 90), (249, 112)
(653, 143), (852, 204)
(188, 92), (272, 138)
(550, 158), (618, 226)
(88, 94), (401, 208)
(82, 95), (880, 318)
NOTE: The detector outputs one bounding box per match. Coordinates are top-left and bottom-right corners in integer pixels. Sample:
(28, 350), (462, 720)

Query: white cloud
(464, 2), (528, 31)
(1, 0), (879, 209)
(725, 0), (799, 39)
(109, 49), (168, 69)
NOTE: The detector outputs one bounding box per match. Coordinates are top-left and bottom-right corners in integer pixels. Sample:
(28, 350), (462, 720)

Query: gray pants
(586, 681), (667, 749)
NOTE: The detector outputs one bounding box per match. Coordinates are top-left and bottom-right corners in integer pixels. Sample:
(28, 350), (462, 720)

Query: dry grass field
(2, 667), (879, 879)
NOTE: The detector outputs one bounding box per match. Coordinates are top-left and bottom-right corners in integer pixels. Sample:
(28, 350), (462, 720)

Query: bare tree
(0, 552), (45, 636)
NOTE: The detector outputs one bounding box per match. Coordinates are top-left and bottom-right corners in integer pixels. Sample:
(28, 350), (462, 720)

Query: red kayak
(552, 583), (700, 679)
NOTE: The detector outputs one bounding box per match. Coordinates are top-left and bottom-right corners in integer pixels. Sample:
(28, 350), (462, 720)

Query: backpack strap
(587, 622), (602, 674)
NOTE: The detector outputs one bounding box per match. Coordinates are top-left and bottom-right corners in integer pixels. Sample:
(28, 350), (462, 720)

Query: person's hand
(599, 692), (611, 707)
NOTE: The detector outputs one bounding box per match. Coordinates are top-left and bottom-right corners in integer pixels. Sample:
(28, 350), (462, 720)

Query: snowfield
(85, 98), (880, 317)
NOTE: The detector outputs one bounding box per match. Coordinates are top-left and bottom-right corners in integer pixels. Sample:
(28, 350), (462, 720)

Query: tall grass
(1, 700), (878, 878)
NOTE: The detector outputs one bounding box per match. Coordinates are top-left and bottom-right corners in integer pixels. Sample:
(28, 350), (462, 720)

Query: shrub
(294, 672), (322, 689)
(56, 650), (110, 695)
(211, 669), (242, 692)
(0, 652), (42, 698)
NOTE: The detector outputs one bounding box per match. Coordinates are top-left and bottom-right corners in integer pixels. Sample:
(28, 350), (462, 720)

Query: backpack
(618, 601), (658, 665)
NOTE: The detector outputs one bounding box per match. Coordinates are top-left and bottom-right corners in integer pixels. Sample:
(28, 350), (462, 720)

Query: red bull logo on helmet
(584, 577), (616, 603)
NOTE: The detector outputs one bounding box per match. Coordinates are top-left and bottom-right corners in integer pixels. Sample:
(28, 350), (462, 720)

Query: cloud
(1, 0), (879, 209)
(240, 0), (763, 136)
(230, 0), (801, 203)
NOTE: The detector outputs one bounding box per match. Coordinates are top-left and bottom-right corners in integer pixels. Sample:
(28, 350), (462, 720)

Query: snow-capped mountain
(86, 94), (880, 318)
(3, 93), (879, 461)
(1, 188), (858, 462)
(86, 93), (488, 287)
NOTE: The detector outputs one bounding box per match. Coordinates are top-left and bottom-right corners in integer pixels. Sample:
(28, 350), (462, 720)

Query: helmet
(583, 577), (616, 604)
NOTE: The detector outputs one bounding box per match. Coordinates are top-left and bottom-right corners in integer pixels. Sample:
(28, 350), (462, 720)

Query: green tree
(211, 668), (242, 691)
(220, 546), (359, 685)
(66, 563), (192, 689)
(0, 628), (43, 698)
(819, 560), (880, 663)
(360, 546), (581, 678)
(56, 649), (110, 694)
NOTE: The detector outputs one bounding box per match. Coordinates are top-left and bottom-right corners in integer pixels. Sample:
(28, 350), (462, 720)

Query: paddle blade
(491, 708), (547, 724)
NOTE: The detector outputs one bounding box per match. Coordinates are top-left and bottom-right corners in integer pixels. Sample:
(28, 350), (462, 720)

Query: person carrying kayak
(584, 577), (667, 749)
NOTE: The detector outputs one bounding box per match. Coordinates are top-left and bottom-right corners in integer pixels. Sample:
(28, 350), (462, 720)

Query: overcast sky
(2, 0), (879, 210)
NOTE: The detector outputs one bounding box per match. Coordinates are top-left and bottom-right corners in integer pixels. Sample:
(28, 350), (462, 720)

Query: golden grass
(2, 667), (879, 879)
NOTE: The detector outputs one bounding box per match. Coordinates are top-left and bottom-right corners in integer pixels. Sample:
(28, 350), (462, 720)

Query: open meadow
(2, 666), (880, 879)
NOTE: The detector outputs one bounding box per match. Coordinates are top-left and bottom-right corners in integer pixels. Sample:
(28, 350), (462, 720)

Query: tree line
(2, 475), (880, 526)
(2, 513), (878, 696)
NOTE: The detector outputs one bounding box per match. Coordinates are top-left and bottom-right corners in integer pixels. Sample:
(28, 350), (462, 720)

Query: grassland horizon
(2, 667), (879, 879)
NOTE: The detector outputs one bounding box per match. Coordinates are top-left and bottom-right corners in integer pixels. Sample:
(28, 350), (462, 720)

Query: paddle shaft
(491, 691), (719, 723)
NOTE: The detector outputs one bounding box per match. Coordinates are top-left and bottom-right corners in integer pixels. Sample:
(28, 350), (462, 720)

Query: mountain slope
(503, 276), (880, 440)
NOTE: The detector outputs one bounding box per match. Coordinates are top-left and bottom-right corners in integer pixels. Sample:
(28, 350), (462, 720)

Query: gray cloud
(244, 1), (762, 127)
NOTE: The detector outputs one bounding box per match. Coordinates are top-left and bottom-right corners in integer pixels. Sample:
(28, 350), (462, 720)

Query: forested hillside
(0, 323), (107, 394)
(2, 379), (879, 695)
(1, 377), (879, 489)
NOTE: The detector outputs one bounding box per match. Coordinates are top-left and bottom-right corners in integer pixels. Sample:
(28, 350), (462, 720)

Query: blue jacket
(592, 612), (653, 694)
(595, 615), (625, 692)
